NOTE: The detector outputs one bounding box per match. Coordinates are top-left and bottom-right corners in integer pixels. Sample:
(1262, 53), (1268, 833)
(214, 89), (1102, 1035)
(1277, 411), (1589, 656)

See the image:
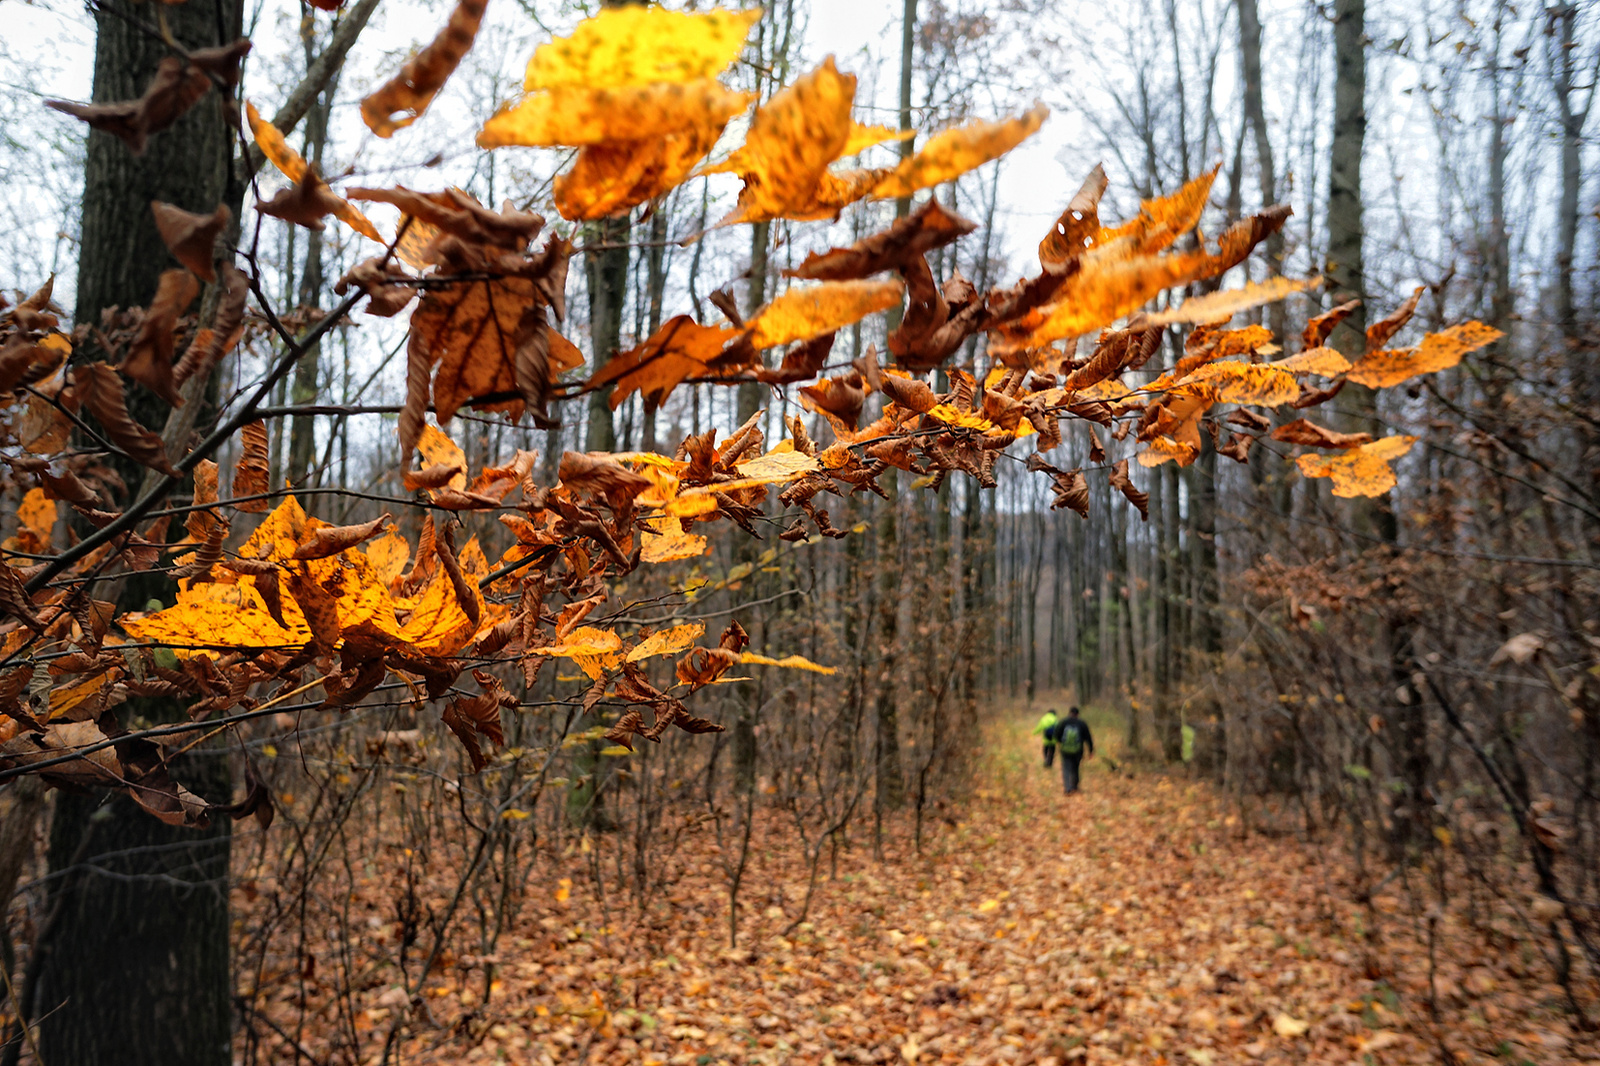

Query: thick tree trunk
(35, 7), (240, 1063)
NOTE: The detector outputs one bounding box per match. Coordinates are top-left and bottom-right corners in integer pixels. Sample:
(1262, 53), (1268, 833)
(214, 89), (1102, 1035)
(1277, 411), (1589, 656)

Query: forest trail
(363, 703), (1581, 1066)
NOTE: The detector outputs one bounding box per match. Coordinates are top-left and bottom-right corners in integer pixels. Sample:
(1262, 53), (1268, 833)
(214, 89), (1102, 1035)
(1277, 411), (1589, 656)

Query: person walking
(1049, 707), (1095, 794)
(1032, 708), (1060, 767)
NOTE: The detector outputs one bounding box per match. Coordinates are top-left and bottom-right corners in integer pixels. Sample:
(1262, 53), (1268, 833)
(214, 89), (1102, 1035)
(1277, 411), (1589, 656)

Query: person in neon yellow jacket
(1032, 708), (1059, 768)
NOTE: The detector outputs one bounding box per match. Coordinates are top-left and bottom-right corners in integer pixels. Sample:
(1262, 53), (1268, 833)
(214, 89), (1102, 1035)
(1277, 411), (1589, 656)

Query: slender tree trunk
(584, 213), (630, 452)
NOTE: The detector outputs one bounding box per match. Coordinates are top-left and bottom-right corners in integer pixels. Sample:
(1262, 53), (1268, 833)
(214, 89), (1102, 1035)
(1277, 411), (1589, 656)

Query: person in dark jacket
(1049, 707), (1095, 794)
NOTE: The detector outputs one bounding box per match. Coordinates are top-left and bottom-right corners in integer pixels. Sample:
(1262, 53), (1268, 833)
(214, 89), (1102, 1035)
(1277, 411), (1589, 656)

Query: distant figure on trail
(1032, 708), (1059, 767)
(1048, 707), (1095, 795)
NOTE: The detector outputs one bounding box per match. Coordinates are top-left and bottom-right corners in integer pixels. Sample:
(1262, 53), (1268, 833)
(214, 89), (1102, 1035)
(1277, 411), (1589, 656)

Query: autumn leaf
(361, 0), (488, 137)
(1346, 321), (1502, 388)
(1023, 203), (1290, 348)
(588, 316), (739, 409)
(247, 102), (383, 242)
(1039, 164), (1109, 268)
(1136, 435), (1198, 468)
(257, 165), (353, 233)
(150, 202), (230, 282)
(478, 7), (759, 219)
(47, 40), (250, 155)
(1144, 276), (1317, 327)
(1179, 362), (1300, 407)
(1296, 435), (1417, 497)
(74, 363), (178, 478)
(119, 269), (198, 407)
(626, 623), (706, 662)
(1272, 346), (1351, 376)
(640, 524), (709, 564)
(1366, 285), (1424, 352)
(292, 514), (394, 561)
(740, 651), (836, 674)
(532, 6), (760, 89)
(1269, 418), (1371, 450)
(712, 57), (867, 226)
(870, 104), (1048, 200)
(841, 122), (912, 157)
(1108, 459), (1149, 520)
(232, 420), (270, 510)
(122, 583), (311, 655)
(746, 280), (905, 350)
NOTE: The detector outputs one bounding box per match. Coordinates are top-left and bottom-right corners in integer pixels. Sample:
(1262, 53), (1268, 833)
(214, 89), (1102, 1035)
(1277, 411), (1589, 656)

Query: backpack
(1056, 720), (1084, 755)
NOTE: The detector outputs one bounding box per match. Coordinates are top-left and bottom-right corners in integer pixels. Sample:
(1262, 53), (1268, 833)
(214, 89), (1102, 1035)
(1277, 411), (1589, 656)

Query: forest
(0, 0), (1595, 1063)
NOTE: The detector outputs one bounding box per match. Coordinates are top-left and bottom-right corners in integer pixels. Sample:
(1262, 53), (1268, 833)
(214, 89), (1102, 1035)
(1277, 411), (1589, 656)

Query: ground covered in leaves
(247, 708), (1595, 1066)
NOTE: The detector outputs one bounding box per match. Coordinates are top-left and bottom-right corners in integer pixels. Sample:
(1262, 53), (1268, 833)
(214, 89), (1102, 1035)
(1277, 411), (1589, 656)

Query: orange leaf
(870, 104), (1047, 200)
(1296, 435), (1417, 497)
(746, 279), (904, 350)
(1346, 322), (1502, 389)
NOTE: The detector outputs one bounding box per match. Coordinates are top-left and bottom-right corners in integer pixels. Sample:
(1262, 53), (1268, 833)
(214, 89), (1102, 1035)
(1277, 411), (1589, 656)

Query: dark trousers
(1043, 743), (1055, 768)
(1060, 752), (1083, 794)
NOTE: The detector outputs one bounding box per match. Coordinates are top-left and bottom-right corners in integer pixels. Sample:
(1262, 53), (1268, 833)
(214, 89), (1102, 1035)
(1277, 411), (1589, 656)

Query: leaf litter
(235, 710), (1589, 1065)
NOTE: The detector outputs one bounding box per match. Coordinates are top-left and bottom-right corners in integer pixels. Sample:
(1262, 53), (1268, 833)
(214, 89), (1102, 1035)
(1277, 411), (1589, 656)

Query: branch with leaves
(0, 3), (1501, 826)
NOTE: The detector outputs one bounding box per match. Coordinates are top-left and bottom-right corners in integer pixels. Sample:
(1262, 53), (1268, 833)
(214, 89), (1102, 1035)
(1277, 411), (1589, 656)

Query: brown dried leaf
(150, 201), (230, 282)
(361, 0), (489, 137)
(120, 269), (199, 407)
(1108, 458), (1149, 520)
(291, 513), (393, 561)
(227, 421), (270, 512)
(74, 363), (178, 477)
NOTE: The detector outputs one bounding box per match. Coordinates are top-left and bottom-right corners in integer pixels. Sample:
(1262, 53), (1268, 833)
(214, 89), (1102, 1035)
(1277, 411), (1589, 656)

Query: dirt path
(374, 707), (1579, 1066)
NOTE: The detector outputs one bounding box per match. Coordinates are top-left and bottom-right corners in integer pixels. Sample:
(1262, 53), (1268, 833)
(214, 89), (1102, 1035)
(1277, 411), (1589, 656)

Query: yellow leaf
(15, 488), (56, 553)
(521, 7), (760, 91)
(977, 898), (1000, 913)
(552, 116), (746, 220)
(713, 57), (865, 225)
(415, 424), (468, 490)
(238, 496), (312, 564)
(365, 531), (412, 588)
(733, 443), (821, 481)
(246, 101), (383, 243)
(122, 583), (311, 655)
(626, 623), (706, 662)
(926, 404), (996, 431)
(1145, 276), (1316, 327)
(1100, 167), (1219, 252)
(501, 808), (531, 820)
(1297, 435), (1417, 498)
(871, 104), (1048, 199)
(1272, 1014), (1309, 1038)
(535, 626), (622, 658)
(479, 80), (752, 149)
(1273, 346), (1351, 376)
(1346, 321), (1502, 388)
(49, 671), (115, 720)
(1136, 436), (1198, 467)
(746, 279), (905, 350)
(1179, 362), (1300, 406)
(398, 568), (477, 657)
(739, 651), (836, 675)
(841, 121), (913, 157)
(641, 525), (710, 563)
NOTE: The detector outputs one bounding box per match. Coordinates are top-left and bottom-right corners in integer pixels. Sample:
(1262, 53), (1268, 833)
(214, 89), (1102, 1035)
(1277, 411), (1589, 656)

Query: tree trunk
(584, 213), (630, 452)
(36, 7), (239, 1062)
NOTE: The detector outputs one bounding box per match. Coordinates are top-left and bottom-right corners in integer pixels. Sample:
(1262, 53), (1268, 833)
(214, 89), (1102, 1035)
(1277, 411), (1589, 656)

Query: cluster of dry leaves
(1, 3), (1505, 816)
(235, 714), (1591, 1066)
